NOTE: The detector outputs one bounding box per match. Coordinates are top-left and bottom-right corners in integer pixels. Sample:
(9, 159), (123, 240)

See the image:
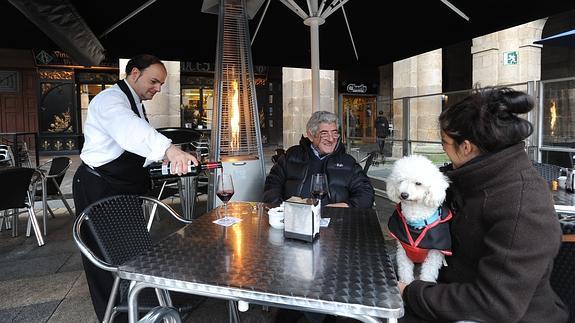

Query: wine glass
(216, 173), (235, 220)
(310, 173), (328, 204)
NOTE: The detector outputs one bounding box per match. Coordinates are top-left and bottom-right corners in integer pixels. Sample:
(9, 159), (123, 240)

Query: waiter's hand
(325, 202), (349, 208)
(165, 144), (199, 176)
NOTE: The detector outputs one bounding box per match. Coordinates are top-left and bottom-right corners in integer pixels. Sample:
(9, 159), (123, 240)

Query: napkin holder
(283, 196), (321, 242)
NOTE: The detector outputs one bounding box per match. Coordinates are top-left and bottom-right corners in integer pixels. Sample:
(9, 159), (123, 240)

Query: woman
(400, 87), (568, 322)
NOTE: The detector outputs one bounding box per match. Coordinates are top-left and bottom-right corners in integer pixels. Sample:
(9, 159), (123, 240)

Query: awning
(534, 28), (575, 48)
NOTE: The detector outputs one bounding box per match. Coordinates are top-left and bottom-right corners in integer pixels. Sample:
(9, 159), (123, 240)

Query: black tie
(141, 103), (149, 123)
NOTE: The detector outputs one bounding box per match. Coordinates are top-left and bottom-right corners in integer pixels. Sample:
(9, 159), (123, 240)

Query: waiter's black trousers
(73, 164), (145, 322)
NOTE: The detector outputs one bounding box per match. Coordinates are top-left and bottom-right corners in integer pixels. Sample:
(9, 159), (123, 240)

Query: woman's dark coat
(403, 143), (568, 323)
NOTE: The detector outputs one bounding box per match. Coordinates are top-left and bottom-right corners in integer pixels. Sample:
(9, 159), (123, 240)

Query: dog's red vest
(387, 203), (452, 263)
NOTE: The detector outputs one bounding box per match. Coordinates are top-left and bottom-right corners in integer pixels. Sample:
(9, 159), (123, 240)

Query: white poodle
(386, 155), (453, 284)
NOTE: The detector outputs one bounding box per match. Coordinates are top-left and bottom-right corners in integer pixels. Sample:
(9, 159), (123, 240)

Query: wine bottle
(148, 160), (222, 179)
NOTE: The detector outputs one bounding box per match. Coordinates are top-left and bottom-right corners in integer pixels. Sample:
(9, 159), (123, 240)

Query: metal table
(553, 188), (575, 241)
(118, 203), (404, 322)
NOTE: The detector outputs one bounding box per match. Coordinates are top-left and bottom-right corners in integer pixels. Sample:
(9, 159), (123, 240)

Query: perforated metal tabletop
(118, 202), (403, 322)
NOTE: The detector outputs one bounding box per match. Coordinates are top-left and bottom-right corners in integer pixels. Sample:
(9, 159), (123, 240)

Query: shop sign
(34, 50), (118, 67)
(181, 62), (213, 73)
(346, 83), (368, 93)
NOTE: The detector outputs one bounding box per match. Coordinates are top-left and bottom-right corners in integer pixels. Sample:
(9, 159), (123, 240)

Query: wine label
(161, 163), (169, 175)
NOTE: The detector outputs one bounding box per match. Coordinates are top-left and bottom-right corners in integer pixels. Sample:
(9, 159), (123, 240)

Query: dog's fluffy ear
(423, 172), (450, 207)
(386, 172), (401, 203)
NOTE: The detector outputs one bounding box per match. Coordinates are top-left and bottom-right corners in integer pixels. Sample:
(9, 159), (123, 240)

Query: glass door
(79, 84), (111, 131)
(181, 87), (214, 130)
(342, 95), (377, 145)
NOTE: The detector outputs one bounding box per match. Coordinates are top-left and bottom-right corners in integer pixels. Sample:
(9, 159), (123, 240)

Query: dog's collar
(404, 207), (441, 229)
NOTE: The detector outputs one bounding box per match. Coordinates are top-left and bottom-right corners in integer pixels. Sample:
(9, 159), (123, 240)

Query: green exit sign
(503, 51), (518, 65)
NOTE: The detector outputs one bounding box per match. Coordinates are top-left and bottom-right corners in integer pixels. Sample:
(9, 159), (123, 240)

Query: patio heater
(205, 0), (266, 209)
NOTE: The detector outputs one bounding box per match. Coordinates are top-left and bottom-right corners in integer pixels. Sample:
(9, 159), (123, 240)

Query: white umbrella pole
(305, 16), (324, 112)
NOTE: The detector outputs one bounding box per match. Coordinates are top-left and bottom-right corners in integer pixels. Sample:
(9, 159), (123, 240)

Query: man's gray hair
(306, 111), (340, 136)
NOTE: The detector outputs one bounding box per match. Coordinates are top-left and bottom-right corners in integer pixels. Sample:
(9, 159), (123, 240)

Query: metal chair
(551, 240), (575, 321)
(34, 156), (74, 234)
(532, 161), (562, 183)
(139, 306), (181, 323)
(0, 144), (16, 167)
(360, 150), (379, 174)
(0, 167), (44, 246)
(271, 148), (285, 164)
(73, 195), (196, 322)
(156, 127), (203, 151)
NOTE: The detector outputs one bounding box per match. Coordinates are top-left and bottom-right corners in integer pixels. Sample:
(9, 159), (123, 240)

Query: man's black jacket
(263, 136), (374, 208)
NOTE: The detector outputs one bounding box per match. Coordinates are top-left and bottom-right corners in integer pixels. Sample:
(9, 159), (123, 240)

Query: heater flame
(550, 100), (557, 136)
(230, 80), (240, 151)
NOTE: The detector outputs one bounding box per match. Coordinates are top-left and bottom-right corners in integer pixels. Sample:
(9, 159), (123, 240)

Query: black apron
(92, 80), (151, 194)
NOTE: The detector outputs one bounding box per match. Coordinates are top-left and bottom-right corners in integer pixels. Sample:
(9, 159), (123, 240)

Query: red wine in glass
(310, 173), (328, 203)
(216, 190), (234, 203)
(311, 189), (327, 200)
(217, 174), (234, 219)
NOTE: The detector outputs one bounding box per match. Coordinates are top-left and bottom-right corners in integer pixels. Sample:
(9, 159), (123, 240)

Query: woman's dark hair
(439, 86), (534, 153)
(125, 54), (164, 75)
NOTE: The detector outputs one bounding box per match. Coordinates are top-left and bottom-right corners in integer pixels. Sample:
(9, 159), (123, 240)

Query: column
(472, 20), (545, 86)
(392, 49), (442, 156)
(282, 67), (335, 149)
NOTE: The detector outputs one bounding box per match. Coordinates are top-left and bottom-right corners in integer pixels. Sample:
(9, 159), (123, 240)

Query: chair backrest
(363, 151), (378, 174)
(157, 127), (202, 145)
(0, 146), (15, 166)
(532, 161), (562, 183)
(45, 156), (71, 195)
(271, 148), (285, 164)
(0, 167), (35, 210)
(81, 195), (152, 266)
(550, 241), (575, 320)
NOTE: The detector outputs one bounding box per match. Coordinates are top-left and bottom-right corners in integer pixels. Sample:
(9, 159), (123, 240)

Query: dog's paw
(397, 265), (415, 284)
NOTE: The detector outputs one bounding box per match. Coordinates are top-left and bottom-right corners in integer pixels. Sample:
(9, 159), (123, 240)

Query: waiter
(72, 54), (198, 321)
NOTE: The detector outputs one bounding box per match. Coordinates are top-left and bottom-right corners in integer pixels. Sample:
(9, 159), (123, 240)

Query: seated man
(264, 111), (374, 208)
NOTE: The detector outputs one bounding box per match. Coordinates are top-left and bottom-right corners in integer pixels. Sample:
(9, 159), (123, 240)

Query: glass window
(540, 79), (575, 167)
(181, 88), (213, 130)
(79, 84), (106, 131)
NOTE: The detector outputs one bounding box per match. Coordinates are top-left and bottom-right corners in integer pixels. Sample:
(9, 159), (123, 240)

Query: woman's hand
(399, 281), (408, 296)
(165, 144), (199, 176)
(325, 202), (349, 208)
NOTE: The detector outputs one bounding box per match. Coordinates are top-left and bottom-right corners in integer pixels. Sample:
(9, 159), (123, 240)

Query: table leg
(228, 300), (240, 323)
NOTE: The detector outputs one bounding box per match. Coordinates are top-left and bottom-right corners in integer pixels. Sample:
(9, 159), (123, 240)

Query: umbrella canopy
(534, 28), (575, 48)
(3, 0), (575, 68)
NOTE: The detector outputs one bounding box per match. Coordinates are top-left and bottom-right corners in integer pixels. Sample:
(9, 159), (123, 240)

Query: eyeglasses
(318, 130), (340, 139)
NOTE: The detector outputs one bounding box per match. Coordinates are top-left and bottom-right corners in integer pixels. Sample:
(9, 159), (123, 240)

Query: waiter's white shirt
(80, 80), (171, 167)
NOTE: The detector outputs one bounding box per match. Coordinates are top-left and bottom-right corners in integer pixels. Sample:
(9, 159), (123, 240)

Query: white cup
(268, 208), (285, 230)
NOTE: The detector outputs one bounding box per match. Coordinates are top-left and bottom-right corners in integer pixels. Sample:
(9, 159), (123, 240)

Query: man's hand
(164, 144), (199, 176)
(325, 202), (349, 208)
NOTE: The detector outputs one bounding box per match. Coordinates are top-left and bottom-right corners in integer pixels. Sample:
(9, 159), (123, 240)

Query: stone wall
(392, 49), (442, 156)
(282, 67), (335, 149)
(472, 20), (545, 86)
